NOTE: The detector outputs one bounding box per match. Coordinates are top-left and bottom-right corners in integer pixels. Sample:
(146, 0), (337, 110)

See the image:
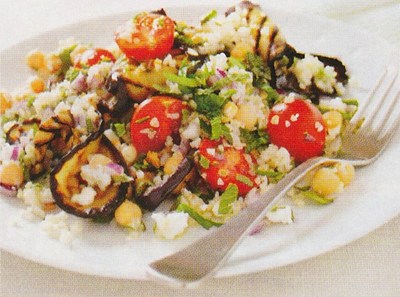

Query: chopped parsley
(235, 174), (254, 187)
(240, 128), (269, 152)
(218, 184), (239, 214)
(199, 155), (210, 169)
(210, 116), (231, 142)
(112, 122), (126, 137)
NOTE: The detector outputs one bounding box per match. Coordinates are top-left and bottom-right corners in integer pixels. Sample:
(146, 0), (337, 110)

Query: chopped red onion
(0, 184), (18, 197)
(216, 68), (227, 78)
(106, 162), (124, 175)
(71, 73), (88, 93)
(10, 146), (20, 161)
(249, 221), (265, 235)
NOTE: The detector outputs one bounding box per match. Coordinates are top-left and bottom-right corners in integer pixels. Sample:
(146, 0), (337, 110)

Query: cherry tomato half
(197, 139), (256, 197)
(130, 96), (188, 154)
(267, 98), (326, 163)
(115, 12), (175, 61)
(73, 48), (115, 68)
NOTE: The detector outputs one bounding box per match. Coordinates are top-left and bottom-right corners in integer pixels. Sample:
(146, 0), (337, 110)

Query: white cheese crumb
(149, 117), (160, 128)
(71, 186), (97, 206)
(41, 211), (83, 245)
(315, 121), (324, 132)
(270, 115), (280, 125)
(151, 212), (189, 240)
(266, 205), (294, 224)
(290, 113), (299, 122)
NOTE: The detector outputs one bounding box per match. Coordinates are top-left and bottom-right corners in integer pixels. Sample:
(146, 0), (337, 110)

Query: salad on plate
(0, 1), (359, 241)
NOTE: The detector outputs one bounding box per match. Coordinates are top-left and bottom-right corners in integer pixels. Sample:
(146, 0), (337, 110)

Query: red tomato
(267, 98), (326, 163)
(130, 96), (188, 154)
(197, 139), (256, 197)
(74, 48), (115, 68)
(115, 12), (175, 61)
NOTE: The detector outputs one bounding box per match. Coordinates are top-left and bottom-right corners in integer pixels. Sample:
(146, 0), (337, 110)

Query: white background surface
(1, 0), (400, 296)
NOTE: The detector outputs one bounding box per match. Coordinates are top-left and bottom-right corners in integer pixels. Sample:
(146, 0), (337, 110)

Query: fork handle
(148, 156), (331, 287)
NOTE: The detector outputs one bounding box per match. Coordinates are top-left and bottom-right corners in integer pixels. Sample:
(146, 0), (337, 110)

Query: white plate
(1, 4), (400, 280)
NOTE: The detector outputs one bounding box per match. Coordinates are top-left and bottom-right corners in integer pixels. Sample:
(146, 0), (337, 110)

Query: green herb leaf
(218, 184), (239, 215)
(112, 122), (126, 137)
(245, 52), (271, 82)
(135, 116), (150, 124)
(86, 118), (94, 133)
(256, 169), (285, 183)
(65, 67), (80, 81)
(300, 190), (334, 205)
(193, 93), (226, 118)
(199, 155), (210, 169)
(176, 203), (222, 229)
(240, 128), (269, 152)
(235, 174), (254, 187)
(210, 116), (231, 141)
(58, 44), (77, 75)
(26, 95), (36, 107)
(164, 71), (199, 88)
(201, 9), (217, 25)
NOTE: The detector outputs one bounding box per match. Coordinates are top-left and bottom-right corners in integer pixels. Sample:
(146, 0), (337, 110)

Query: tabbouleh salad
(0, 1), (358, 241)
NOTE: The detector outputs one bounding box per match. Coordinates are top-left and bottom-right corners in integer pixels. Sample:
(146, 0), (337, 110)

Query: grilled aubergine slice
(50, 129), (130, 219)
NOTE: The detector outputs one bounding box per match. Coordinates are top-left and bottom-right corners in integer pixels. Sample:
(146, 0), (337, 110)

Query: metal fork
(147, 67), (400, 288)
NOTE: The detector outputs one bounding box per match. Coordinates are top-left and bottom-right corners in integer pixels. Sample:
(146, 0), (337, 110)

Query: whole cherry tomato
(73, 48), (115, 68)
(267, 98), (326, 163)
(130, 96), (188, 154)
(115, 12), (175, 61)
(197, 139), (256, 197)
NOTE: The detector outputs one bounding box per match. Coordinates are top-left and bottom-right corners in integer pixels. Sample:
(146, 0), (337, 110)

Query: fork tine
(357, 68), (399, 129)
(375, 87), (400, 133)
(354, 68), (388, 122)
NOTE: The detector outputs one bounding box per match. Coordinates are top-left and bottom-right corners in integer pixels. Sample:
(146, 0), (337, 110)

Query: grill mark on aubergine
(267, 25), (279, 62)
(255, 16), (268, 57)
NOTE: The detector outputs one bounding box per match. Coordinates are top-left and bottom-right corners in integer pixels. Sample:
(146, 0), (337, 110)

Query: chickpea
(26, 50), (46, 70)
(29, 76), (46, 93)
(47, 54), (63, 74)
(323, 110), (343, 129)
(0, 161), (24, 187)
(334, 162), (355, 186)
(164, 152), (184, 175)
(311, 167), (342, 197)
(235, 103), (258, 130)
(223, 101), (238, 121)
(114, 200), (142, 228)
(0, 92), (12, 114)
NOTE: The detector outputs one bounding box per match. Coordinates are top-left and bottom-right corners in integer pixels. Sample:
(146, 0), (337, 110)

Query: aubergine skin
(50, 129), (130, 219)
(136, 157), (193, 211)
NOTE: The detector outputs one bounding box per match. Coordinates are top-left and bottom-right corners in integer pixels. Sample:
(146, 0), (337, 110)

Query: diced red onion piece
(0, 184), (18, 197)
(71, 73), (88, 93)
(106, 162), (124, 175)
(10, 146), (20, 161)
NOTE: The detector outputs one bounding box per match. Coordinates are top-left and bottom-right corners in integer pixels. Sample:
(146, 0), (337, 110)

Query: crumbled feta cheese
(181, 117), (200, 140)
(80, 164), (112, 191)
(41, 211), (83, 245)
(270, 115), (280, 125)
(151, 212), (189, 240)
(266, 205), (294, 224)
(258, 144), (292, 173)
(149, 117), (160, 128)
(71, 186), (97, 206)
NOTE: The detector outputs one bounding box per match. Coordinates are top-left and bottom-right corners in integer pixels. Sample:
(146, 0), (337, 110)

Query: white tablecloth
(1, 1), (400, 296)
